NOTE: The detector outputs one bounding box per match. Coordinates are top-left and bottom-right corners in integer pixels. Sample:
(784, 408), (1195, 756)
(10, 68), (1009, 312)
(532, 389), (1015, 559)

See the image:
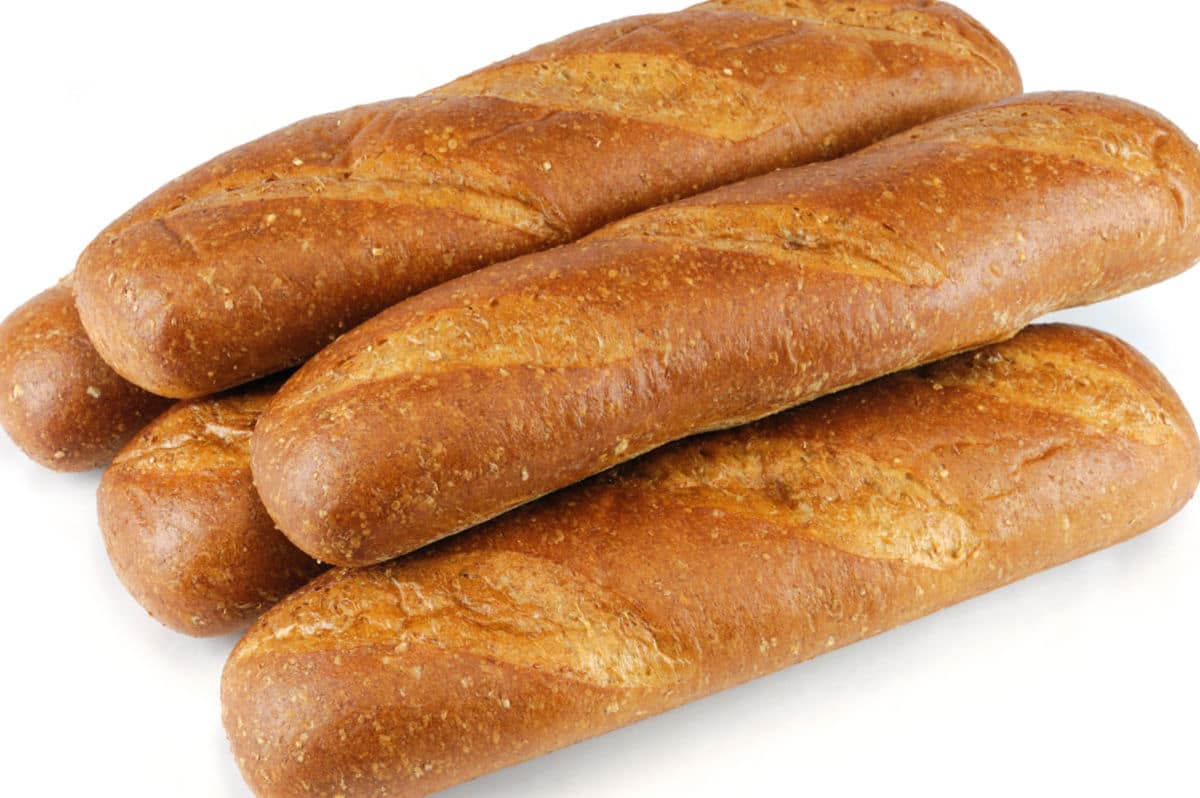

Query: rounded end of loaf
(221, 563), (650, 798)
(219, 573), (453, 798)
(1062, 91), (1200, 287)
(69, 105), (387, 400)
(99, 387), (323, 636)
(74, 226), (235, 399)
(885, 90), (1200, 290)
(931, 0), (1023, 98)
(1039, 323), (1200, 510)
(915, 322), (1200, 536)
(0, 280), (171, 471)
(252, 352), (568, 568)
(899, 0), (1025, 101)
(251, 349), (480, 568)
(1031, 90), (1200, 236)
(222, 578), (454, 798)
(249, 413), (418, 569)
(702, 0), (1023, 101)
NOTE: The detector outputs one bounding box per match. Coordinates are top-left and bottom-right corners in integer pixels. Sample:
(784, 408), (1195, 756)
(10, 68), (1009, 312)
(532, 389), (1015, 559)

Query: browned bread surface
(73, 0), (1019, 398)
(224, 324), (1200, 798)
(252, 91), (1200, 566)
(99, 381), (322, 636)
(0, 280), (171, 471)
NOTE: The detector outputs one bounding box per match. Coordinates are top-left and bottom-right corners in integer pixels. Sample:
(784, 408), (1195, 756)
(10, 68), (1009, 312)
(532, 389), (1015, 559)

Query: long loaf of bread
(73, 0), (1018, 398)
(224, 324), (1200, 798)
(251, 91), (1200, 567)
(0, 279), (170, 471)
(98, 381), (321, 636)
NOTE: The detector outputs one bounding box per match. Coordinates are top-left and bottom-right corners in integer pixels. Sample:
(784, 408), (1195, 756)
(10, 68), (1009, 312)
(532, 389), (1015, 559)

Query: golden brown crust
(98, 380), (322, 636)
(72, 0), (1019, 398)
(224, 324), (1200, 798)
(0, 280), (171, 471)
(252, 92), (1200, 567)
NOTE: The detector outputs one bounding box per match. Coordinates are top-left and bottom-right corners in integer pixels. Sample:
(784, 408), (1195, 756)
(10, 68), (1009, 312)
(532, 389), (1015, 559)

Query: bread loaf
(224, 324), (1200, 798)
(0, 279), (170, 471)
(73, 0), (1019, 398)
(251, 91), (1200, 567)
(98, 381), (322, 636)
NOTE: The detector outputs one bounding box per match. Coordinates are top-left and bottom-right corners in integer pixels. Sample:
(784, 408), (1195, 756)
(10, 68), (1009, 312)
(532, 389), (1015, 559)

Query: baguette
(73, 0), (1019, 398)
(224, 324), (1200, 798)
(252, 91), (1200, 567)
(98, 381), (322, 636)
(0, 279), (170, 471)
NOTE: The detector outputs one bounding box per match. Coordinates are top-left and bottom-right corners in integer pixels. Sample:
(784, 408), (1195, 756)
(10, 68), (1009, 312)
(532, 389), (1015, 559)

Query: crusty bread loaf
(224, 324), (1200, 798)
(73, 0), (1019, 398)
(0, 279), (170, 471)
(251, 91), (1200, 567)
(98, 380), (322, 636)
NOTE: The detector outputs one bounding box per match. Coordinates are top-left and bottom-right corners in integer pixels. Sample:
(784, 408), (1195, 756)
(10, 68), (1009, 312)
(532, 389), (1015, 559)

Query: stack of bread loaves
(1, 2), (1198, 796)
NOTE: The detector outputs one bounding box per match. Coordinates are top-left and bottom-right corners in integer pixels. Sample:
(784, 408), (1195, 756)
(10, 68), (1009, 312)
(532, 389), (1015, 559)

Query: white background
(1, 2), (1197, 796)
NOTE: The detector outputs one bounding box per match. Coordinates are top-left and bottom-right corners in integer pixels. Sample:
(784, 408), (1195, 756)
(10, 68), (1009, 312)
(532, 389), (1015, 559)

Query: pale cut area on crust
(174, 167), (562, 240)
(597, 204), (948, 285)
(433, 53), (793, 142)
(235, 551), (689, 690)
(699, 0), (1012, 70)
(113, 393), (267, 473)
(639, 441), (978, 570)
(929, 342), (1181, 446)
(297, 293), (650, 398)
(890, 101), (1177, 180)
